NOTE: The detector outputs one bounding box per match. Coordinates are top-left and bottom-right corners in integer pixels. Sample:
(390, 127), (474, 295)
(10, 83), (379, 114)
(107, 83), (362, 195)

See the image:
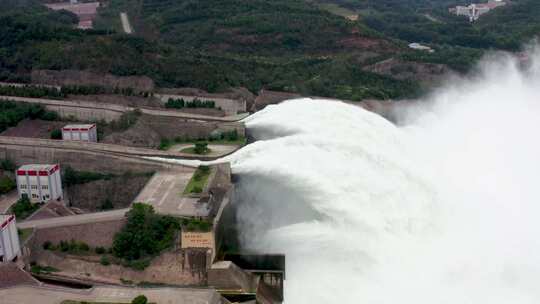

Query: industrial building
(62, 124), (98, 142)
(16, 164), (63, 203)
(0, 215), (20, 262)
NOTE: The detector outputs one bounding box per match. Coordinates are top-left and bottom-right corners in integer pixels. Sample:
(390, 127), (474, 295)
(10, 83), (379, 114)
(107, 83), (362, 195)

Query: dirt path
(120, 12), (133, 34)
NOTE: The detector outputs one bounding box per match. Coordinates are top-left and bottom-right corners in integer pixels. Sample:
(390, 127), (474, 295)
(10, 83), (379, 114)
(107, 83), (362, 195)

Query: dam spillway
(226, 50), (540, 304)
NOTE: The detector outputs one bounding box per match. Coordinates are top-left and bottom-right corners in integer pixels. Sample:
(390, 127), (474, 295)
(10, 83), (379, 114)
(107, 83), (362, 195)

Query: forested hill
(1, 0), (433, 101)
(107, 0), (386, 56)
(315, 0), (540, 51)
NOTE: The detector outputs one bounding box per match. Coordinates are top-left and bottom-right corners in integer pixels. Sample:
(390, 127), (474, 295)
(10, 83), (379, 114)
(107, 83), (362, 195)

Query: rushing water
(224, 49), (540, 303)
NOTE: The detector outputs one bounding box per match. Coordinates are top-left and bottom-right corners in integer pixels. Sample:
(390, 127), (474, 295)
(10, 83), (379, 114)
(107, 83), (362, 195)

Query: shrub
(69, 239), (78, 251)
(95, 246), (106, 254)
(100, 256), (110, 266)
(129, 259), (150, 271)
(0, 176), (15, 194)
(132, 295), (148, 304)
(60, 240), (69, 252)
(78, 242), (90, 252)
(193, 142), (209, 154)
(165, 98), (185, 109)
(191, 186), (203, 193)
(225, 130), (239, 141)
(100, 199), (114, 211)
(50, 128), (62, 139)
(199, 165), (210, 174)
(41, 111), (59, 121)
(158, 138), (171, 150)
(42, 241), (52, 250)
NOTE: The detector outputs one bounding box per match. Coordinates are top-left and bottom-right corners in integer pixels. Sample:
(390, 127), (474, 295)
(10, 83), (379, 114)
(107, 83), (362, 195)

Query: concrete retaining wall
(31, 219), (125, 249)
(0, 144), (166, 174)
(208, 261), (254, 292)
(156, 94), (247, 115)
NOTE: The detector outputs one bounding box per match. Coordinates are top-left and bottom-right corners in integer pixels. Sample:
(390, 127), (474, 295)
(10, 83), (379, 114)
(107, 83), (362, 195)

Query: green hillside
(316, 0), (540, 51)
(0, 0), (423, 100)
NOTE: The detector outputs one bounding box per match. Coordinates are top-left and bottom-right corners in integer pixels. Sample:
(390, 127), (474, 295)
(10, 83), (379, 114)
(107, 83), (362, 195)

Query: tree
(112, 203), (180, 262)
(131, 295), (148, 304)
(0, 159), (16, 171)
(11, 197), (38, 219)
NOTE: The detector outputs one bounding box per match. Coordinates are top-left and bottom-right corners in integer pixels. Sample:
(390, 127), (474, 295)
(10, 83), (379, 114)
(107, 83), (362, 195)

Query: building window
(42, 185), (48, 190)
(31, 194), (38, 198)
(31, 185), (38, 190)
(20, 185), (27, 189)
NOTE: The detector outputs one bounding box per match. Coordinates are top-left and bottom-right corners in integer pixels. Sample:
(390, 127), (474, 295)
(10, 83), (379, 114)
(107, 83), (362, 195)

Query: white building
(16, 164), (63, 203)
(408, 43), (434, 53)
(62, 124), (97, 142)
(451, 0), (506, 22)
(0, 214), (20, 262)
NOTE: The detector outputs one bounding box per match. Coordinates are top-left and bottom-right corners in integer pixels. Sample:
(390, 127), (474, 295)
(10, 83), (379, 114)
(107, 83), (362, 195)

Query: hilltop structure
(449, 0), (506, 22)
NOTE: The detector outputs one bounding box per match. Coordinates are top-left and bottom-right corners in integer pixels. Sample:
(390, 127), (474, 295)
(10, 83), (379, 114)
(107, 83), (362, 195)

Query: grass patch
(181, 218), (212, 232)
(179, 146), (212, 155)
(183, 166), (212, 194)
(18, 228), (33, 243)
(10, 197), (41, 220)
(30, 263), (59, 274)
(317, 3), (358, 18)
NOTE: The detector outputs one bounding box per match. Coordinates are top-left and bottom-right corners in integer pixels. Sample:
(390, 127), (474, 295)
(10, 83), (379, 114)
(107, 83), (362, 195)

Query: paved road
(0, 95), (249, 122)
(0, 285), (224, 304)
(0, 191), (18, 213)
(17, 209), (128, 229)
(0, 136), (229, 161)
(120, 12), (133, 34)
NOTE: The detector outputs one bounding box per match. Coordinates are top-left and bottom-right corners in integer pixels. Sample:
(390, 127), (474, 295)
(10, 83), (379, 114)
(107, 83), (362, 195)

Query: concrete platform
(168, 143), (239, 157)
(133, 168), (211, 217)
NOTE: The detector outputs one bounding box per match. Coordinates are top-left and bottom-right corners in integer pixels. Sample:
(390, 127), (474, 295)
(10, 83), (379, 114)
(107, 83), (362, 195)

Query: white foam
(227, 49), (540, 304)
